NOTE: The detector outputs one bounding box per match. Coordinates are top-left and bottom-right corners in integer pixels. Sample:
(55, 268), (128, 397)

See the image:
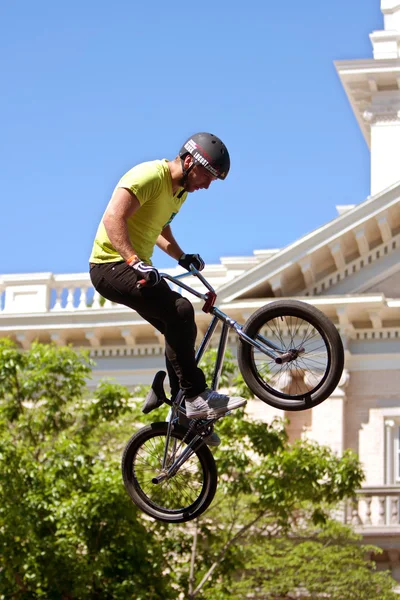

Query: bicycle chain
(174, 416), (214, 446)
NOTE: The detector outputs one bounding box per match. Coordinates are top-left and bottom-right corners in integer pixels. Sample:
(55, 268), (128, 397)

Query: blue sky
(1, 0), (382, 274)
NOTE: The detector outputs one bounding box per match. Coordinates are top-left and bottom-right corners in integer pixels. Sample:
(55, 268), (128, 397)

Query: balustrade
(0, 269), (212, 314)
(346, 486), (400, 528)
(0, 273), (121, 313)
(0, 269), (214, 314)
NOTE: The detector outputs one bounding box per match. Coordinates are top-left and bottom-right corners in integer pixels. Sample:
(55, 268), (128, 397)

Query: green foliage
(198, 347), (255, 399)
(207, 521), (399, 600)
(231, 370), (255, 399)
(199, 347), (236, 388)
(0, 338), (92, 430)
(171, 409), (375, 599)
(0, 340), (174, 599)
(89, 379), (132, 423)
(0, 341), (396, 600)
(132, 383), (151, 398)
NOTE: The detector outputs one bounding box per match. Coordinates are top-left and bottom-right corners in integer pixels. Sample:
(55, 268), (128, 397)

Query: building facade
(2, 0), (400, 583)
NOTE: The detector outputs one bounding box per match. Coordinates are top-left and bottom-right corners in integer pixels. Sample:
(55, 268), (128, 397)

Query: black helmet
(179, 132), (230, 180)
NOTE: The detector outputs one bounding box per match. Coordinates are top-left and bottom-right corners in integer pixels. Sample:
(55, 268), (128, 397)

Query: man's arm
(156, 225), (184, 261)
(103, 188), (141, 260)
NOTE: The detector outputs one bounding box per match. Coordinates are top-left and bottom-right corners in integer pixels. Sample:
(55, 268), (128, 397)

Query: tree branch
(191, 508), (268, 597)
(188, 519), (198, 598)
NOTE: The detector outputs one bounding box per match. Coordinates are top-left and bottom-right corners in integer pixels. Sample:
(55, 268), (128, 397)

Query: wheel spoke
(132, 433), (206, 511)
(252, 314), (330, 399)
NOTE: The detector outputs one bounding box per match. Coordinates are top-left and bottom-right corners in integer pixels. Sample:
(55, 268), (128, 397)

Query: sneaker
(186, 389), (246, 420)
(178, 412), (221, 447)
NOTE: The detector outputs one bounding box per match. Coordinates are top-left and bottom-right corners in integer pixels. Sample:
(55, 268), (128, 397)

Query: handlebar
(136, 265), (217, 313)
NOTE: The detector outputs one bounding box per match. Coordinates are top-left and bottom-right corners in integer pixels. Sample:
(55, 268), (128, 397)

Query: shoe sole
(186, 400), (246, 420)
(204, 437), (221, 447)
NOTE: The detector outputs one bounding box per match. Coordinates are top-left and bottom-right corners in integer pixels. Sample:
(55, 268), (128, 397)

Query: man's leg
(89, 262), (205, 396)
(89, 262), (245, 419)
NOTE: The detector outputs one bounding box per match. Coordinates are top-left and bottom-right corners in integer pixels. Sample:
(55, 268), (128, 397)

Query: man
(89, 132), (246, 439)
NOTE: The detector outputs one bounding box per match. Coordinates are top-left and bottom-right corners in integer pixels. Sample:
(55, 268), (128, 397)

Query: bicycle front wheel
(237, 300), (344, 411)
(122, 422), (218, 523)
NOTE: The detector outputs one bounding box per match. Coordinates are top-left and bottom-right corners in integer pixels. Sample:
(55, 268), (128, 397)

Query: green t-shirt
(89, 159), (187, 265)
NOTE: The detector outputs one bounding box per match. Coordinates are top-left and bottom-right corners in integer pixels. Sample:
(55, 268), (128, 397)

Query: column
(306, 370), (349, 456)
(385, 419), (396, 485)
(363, 94), (400, 195)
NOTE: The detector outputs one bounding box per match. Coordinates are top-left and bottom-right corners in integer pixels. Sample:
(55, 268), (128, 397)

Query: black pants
(89, 262), (206, 398)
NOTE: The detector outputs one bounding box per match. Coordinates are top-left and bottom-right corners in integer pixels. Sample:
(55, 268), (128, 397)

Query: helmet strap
(177, 156), (196, 198)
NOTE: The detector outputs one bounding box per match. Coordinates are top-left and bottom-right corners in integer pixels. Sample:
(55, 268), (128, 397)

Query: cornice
(335, 58), (400, 74)
(335, 58), (400, 146)
(304, 231), (400, 297)
(1, 272), (53, 284)
(381, 0), (400, 12)
(363, 108), (400, 124)
(217, 184), (400, 303)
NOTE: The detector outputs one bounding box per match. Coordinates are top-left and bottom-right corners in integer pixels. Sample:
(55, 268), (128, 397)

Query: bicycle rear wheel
(237, 300), (344, 411)
(122, 422), (218, 523)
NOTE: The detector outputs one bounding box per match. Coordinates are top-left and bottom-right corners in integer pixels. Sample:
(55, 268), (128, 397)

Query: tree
(151, 410), (371, 599)
(0, 339), (174, 599)
(140, 350), (397, 599)
(0, 341), (397, 599)
(232, 521), (398, 600)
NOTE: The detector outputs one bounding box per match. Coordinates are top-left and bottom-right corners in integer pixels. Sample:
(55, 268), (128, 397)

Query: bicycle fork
(152, 435), (202, 484)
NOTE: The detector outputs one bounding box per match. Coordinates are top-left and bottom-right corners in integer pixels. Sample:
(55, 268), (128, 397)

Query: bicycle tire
(237, 300), (344, 411)
(122, 422), (218, 523)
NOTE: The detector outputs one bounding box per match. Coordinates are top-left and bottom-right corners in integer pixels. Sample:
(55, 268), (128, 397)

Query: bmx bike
(122, 267), (344, 523)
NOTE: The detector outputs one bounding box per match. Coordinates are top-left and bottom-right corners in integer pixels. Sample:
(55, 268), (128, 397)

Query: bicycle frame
(125, 267), (343, 520)
(163, 266), (293, 370)
(152, 267), (292, 479)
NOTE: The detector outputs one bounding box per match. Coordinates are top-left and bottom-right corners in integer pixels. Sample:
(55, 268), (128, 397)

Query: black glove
(178, 253), (205, 272)
(131, 260), (161, 286)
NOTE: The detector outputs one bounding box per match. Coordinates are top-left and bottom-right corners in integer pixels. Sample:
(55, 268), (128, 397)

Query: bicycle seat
(142, 370), (169, 414)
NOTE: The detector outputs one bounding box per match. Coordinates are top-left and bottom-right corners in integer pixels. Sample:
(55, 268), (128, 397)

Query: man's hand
(131, 260), (161, 286)
(178, 253), (205, 272)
